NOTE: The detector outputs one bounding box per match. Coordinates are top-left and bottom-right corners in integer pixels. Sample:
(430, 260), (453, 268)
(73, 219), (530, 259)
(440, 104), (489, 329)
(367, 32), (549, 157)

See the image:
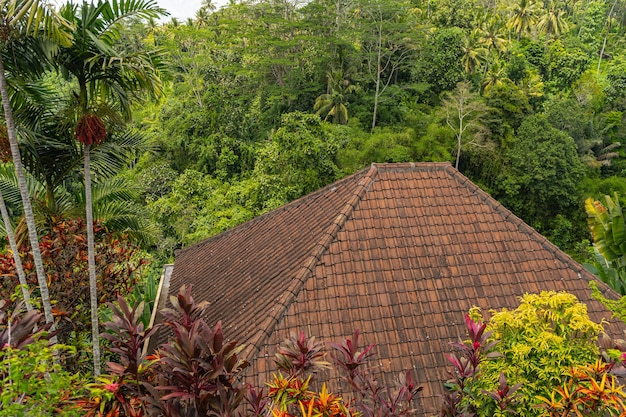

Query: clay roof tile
(154, 162), (623, 416)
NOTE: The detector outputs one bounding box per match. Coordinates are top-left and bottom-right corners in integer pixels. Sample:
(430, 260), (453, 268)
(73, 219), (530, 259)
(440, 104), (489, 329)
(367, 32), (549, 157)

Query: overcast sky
(156, 0), (229, 20)
(157, 0), (202, 20)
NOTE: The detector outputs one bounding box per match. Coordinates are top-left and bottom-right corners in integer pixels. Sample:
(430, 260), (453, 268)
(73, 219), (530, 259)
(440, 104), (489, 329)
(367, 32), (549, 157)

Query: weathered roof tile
(157, 162), (624, 416)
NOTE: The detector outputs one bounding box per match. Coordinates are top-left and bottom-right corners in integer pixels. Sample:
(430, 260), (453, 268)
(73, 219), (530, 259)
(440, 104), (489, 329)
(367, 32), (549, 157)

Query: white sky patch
(157, 0), (203, 20)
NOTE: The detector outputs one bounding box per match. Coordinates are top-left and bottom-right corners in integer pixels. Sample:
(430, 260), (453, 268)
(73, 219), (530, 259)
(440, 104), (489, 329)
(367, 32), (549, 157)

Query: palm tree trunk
(0, 53), (54, 327)
(84, 144), (101, 376)
(0, 188), (33, 311)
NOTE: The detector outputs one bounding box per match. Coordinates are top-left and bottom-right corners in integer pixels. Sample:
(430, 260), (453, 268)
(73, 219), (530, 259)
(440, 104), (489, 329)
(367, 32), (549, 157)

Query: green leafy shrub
(0, 298), (82, 416)
(447, 291), (604, 417)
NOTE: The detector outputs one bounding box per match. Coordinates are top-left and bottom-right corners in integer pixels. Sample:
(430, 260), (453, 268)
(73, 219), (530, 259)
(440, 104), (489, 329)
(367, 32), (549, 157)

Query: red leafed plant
(145, 284), (250, 417)
(0, 298), (54, 349)
(76, 285), (250, 417)
(441, 314), (511, 417)
(74, 295), (158, 417)
(0, 217), (146, 340)
(265, 331), (354, 417)
(0, 124), (11, 163)
(75, 113), (107, 145)
(73, 286), (426, 417)
(275, 330), (330, 378)
(266, 374), (354, 417)
(331, 330), (422, 417)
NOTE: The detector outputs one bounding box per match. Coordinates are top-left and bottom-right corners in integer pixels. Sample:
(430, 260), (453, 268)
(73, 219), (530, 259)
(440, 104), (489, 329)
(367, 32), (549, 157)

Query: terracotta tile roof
(158, 162), (623, 416)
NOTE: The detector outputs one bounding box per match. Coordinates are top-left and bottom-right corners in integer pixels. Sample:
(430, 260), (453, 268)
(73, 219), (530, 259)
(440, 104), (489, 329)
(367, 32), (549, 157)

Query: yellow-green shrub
(470, 291), (604, 416)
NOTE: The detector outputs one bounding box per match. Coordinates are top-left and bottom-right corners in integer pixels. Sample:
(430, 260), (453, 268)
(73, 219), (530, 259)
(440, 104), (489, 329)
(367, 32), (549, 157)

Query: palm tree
(57, 0), (165, 376)
(0, 66), (57, 314)
(15, 95), (158, 246)
(537, 2), (569, 38)
(507, 0), (540, 40)
(480, 16), (508, 57)
(314, 70), (357, 125)
(0, 0), (72, 328)
(481, 59), (509, 94)
(461, 29), (487, 78)
(200, 0), (217, 13)
(195, 8), (211, 27)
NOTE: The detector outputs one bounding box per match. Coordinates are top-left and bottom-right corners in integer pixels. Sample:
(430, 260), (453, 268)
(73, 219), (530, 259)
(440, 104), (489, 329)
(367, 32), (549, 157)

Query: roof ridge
(375, 162), (452, 171)
(443, 165), (620, 300)
(241, 163), (380, 363)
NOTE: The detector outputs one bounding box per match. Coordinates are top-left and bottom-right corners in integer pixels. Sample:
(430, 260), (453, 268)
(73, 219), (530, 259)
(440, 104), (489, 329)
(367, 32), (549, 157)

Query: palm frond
(93, 177), (139, 203)
(19, 125), (82, 188)
(102, 0), (168, 35)
(5, 0), (74, 47)
(3, 36), (56, 79)
(70, 177), (158, 245)
(89, 128), (149, 177)
(0, 162), (44, 214)
(95, 200), (159, 246)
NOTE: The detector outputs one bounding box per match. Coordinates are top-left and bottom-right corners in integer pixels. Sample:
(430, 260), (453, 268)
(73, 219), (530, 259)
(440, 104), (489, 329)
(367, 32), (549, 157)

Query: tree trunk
(84, 144), (101, 376)
(371, 23), (382, 132)
(0, 189), (33, 311)
(597, 0), (618, 76)
(0, 53), (54, 327)
(456, 115), (463, 170)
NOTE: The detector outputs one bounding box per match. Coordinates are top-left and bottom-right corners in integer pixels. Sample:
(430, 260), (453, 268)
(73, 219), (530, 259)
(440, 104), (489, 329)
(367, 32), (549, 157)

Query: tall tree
(500, 114), (584, 231)
(507, 0), (540, 40)
(416, 27), (464, 95)
(461, 29), (487, 78)
(479, 15), (508, 57)
(314, 69), (357, 124)
(441, 82), (489, 169)
(597, 0), (619, 75)
(57, 0), (165, 375)
(538, 1), (570, 38)
(356, 0), (417, 130)
(0, 0), (72, 328)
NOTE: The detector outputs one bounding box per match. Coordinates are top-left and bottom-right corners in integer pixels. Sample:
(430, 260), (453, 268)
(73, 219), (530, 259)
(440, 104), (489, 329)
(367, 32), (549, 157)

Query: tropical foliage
(443, 291), (626, 417)
(104, 0), (626, 265)
(0, 296), (81, 416)
(6, 285), (622, 416)
(446, 291), (605, 416)
(2, 0), (626, 412)
(0, 217), (146, 357)
(75, 285), (421, 417)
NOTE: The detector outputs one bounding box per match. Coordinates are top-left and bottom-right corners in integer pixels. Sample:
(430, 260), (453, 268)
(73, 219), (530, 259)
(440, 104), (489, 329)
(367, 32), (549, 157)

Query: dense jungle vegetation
(0, 0), (619, 267)
(0, 0), (625, 371)
(123, 0), (626, 262)
(3, 0), (626, 414)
